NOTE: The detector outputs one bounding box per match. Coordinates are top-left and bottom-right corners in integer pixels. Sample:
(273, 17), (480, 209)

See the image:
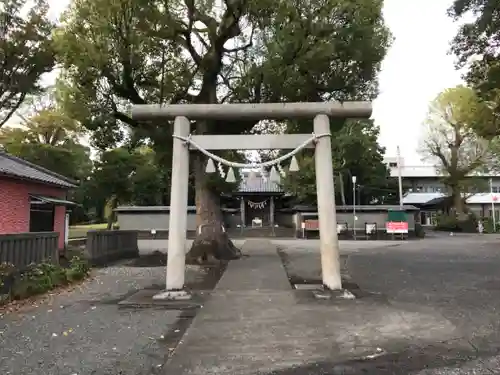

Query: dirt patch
(277, 247), (376, 299)
(126, 251), (168, 267)
(141, 262), (228, 292)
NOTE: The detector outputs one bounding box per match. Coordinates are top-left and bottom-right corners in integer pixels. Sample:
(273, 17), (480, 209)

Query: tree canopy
(53, 0), (391, 258)
(0, 0), (55, 127)
(449, 0), (500, 138)
(420, 85), (493, 215)
(0, 108), (92, 181)
(282, 120), (394, 205)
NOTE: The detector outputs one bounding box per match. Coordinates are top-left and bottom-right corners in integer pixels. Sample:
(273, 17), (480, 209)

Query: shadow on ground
(264, 342), (499, 374)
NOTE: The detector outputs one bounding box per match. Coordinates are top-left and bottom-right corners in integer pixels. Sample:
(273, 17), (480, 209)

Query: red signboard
(304, 220), (319, 230)
(386, 221), (408, 234)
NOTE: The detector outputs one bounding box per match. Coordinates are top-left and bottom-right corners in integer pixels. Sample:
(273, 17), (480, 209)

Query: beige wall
(117, 209), (417, 233)
(118, 212), (198, 231)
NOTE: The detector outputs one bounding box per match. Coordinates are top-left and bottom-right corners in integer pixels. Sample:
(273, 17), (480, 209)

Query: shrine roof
(238, 177), (283, 193)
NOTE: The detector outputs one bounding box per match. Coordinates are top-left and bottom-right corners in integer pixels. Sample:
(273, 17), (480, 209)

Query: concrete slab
(163, 239), (460, 375)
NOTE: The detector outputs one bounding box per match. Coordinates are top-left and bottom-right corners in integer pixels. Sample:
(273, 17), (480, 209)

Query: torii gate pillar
(314, 114), (341, 289)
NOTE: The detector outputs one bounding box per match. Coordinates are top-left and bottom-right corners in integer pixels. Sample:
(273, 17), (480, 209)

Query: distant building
(384, 156), (500, 225)
(0, 152), (77, 249)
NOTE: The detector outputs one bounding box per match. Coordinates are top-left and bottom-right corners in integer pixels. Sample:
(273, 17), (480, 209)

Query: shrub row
(434, 214), (478, 232)
(0, 256), (90, 305)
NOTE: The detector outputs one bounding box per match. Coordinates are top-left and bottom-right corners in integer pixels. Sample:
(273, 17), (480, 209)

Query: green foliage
(88, 146), (165, 207)
(281, 120), (393, 204)
(0, 257), (90, 305)
(65, 256), (90, 282)
(0, 108), (92, 181)
(449, 0), (500, 138)
(421, 85), (493, 215)
(0, 0), (55, 127)
(434, 213), (478, 233)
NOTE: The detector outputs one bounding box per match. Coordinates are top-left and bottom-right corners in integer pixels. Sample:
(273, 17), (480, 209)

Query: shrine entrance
(131, 101), (372, 299)
(245, 198), (270, 227)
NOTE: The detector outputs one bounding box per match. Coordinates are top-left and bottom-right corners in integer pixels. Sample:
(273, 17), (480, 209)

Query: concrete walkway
(164, 239), (466, 375)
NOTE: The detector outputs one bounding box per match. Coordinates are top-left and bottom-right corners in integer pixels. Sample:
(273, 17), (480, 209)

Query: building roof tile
(0, 152), (77, 188)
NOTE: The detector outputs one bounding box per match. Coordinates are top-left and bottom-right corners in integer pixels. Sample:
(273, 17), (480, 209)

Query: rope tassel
(217, 162), (225, 178)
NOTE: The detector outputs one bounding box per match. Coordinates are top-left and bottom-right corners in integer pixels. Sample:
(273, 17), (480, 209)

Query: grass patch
(69, 223), (110, 239)
(0, 256), (91, 306)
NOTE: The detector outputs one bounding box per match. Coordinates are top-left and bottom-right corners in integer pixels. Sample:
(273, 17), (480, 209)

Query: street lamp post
(352, 175), (357, 240)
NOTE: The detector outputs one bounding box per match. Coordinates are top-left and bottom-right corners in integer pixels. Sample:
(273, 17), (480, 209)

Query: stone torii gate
(131, 102), (372, 299)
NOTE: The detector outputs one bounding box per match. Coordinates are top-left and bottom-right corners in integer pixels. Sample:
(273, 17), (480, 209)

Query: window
(29, 201), (55, 232)
(389, 162), (397, 168)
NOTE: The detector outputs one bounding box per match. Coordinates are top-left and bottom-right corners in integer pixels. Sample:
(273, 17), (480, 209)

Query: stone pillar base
(152, 290), (192, 301)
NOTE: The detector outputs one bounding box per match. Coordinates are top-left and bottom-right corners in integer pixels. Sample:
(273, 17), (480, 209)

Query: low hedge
(434, 214), (478, 233)
(0, 256), (90, 305)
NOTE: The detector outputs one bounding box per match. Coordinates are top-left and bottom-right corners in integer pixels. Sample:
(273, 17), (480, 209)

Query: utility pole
(397, 146), (403, 209)
(352, 175), (357, 240)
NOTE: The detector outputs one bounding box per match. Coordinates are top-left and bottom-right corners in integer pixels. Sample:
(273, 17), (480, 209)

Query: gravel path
(0, 264), (205, 375)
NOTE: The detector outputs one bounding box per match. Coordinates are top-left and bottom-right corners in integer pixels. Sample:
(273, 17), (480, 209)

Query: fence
(0, 232), (59, 269)
(85, 230), (139, 265)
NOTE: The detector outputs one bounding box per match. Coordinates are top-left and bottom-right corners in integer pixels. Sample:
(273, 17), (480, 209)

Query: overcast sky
(374, 0), (466, 163)
(39, 0), (466, 164)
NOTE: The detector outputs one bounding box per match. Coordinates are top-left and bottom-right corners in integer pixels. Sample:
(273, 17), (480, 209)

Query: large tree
(449, 0), (500, 138)
(0, 0), (55, 127)
(0, 108), (92, 180)
(420, 85), (493, 216)
(54, 0), (390, 260)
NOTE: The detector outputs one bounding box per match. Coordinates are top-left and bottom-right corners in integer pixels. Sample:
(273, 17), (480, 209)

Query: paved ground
(2, 235), (500, 374)
(0, 262), (209, 375)
(272, 235), (500, 374)
(164, 236), (500, 374)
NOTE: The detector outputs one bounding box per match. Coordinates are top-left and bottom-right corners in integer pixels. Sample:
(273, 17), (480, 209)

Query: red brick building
(0, 152), (77, 249)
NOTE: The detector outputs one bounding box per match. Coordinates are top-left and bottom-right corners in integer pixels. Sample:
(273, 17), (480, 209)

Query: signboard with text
(386, 221), (408, 234)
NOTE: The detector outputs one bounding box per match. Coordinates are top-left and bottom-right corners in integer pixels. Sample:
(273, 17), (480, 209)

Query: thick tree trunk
(186, 154), (241, 264)
(451, 184), (467, 220)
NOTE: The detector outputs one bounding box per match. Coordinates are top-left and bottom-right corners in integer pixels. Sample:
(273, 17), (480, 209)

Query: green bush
(481, 217), (500, 233)
(66, 256), (90, 282)
(434, 213), (478, 233)
(1, 256), (90, 305)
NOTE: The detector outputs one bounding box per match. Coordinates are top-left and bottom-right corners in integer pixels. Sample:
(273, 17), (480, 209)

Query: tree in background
(420, 85), (493, 217)
(54, 0), (390, 260)
(0, 0), (55, 127)
(0, 108), (92, 181)
(281, 120), (394, 205)
(86, 146), (165, 227)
